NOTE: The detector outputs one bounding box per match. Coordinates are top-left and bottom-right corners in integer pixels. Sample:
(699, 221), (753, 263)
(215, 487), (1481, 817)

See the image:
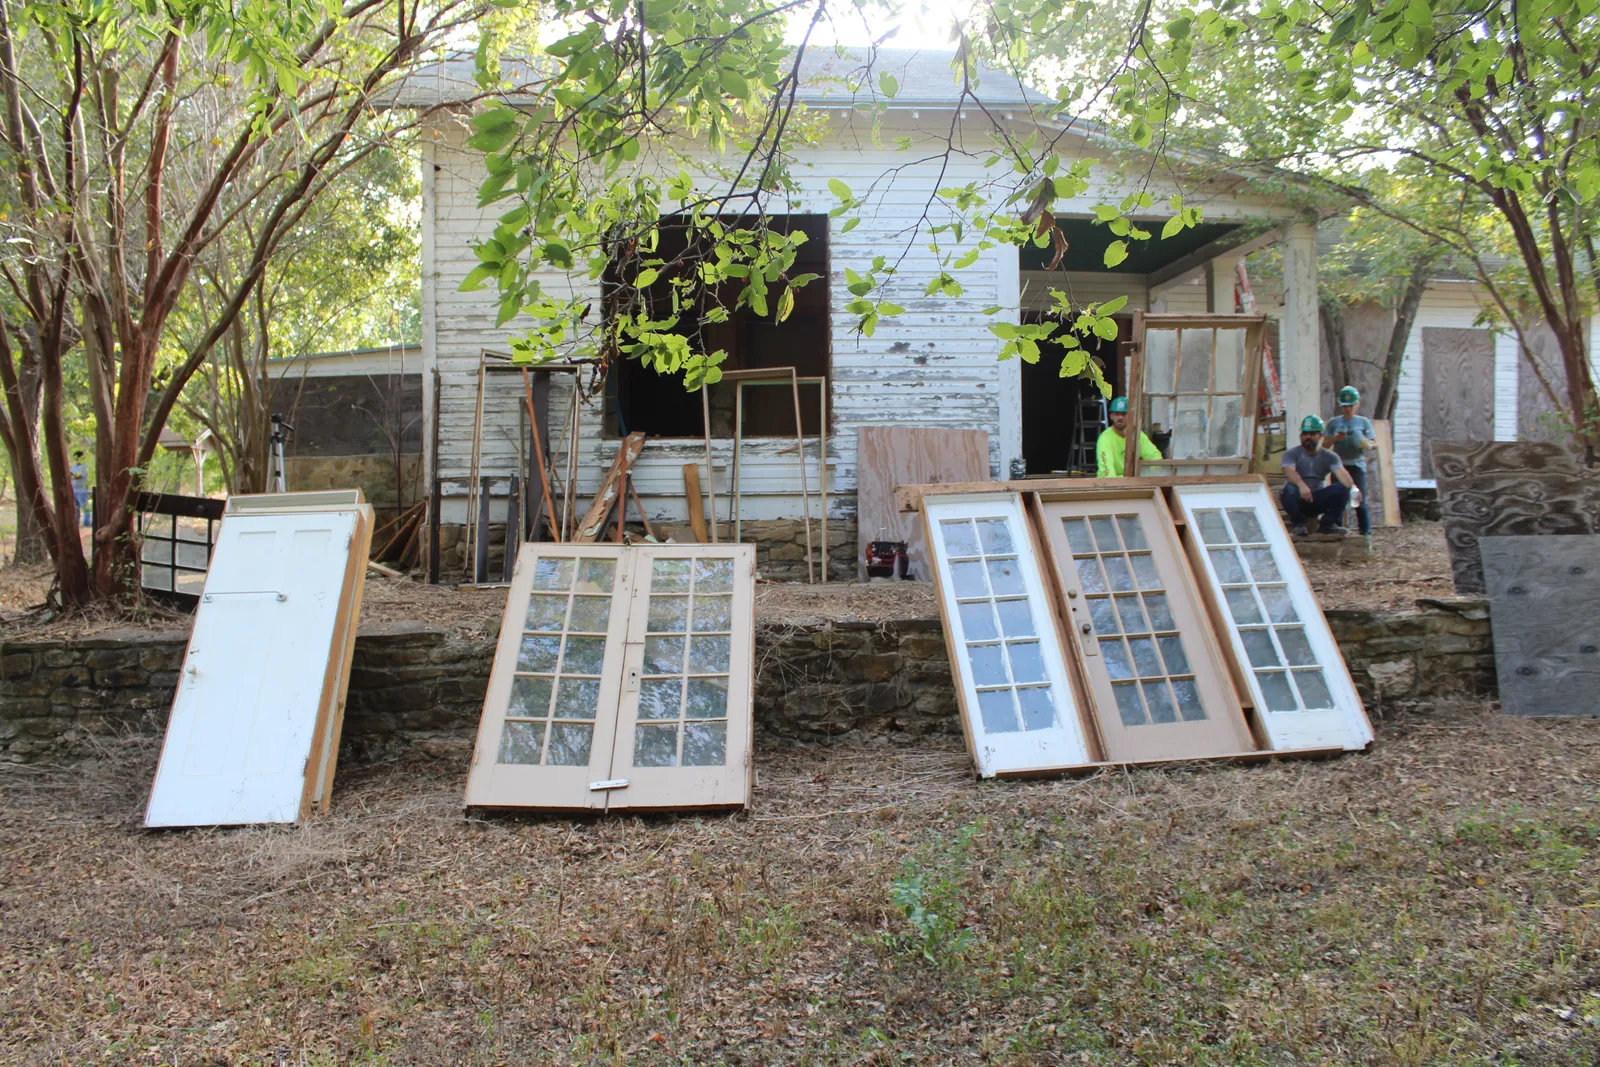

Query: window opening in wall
(1019, 312), (1128, 475)
(608, 214), (829, 439)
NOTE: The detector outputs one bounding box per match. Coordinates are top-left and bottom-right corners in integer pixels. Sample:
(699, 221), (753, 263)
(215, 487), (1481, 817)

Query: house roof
(383, 48), (1041, 110)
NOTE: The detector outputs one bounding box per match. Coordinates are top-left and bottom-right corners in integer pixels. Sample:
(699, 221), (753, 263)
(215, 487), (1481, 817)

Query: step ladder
(1068, 394), (1108, 473)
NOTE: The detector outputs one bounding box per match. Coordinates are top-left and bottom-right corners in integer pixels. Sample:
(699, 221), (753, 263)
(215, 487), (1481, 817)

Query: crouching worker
(1281, 415), (1361, 536)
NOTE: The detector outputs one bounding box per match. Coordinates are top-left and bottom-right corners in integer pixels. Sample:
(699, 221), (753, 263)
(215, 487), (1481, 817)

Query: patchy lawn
(2, 705), (1598, 1065)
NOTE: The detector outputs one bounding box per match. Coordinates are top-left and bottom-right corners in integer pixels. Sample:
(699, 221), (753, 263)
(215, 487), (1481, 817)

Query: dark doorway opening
(608, 215), (829, 439)
(1019, 313), (1130, 475)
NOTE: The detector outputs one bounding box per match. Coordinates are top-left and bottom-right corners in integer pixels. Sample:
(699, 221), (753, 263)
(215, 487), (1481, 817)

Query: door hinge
(589, 778), (630, 791)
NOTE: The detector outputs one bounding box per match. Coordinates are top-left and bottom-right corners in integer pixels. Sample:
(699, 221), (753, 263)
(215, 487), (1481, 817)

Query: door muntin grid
(1061, 512), (1208, 726)
(632, 556), (737, 768)
(936, 515), (1063, 736)
(498, 555), (618, 767)
(1143, 326), (1249, 460)
(1191, 506), (1336, 712)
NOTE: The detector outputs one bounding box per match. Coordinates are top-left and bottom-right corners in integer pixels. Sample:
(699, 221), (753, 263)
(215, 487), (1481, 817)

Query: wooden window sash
(1126, 311), (1266, 478)
(1172, 482), (1374, 752)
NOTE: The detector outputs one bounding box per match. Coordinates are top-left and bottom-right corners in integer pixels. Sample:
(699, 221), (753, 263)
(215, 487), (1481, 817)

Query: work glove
(1350, 487), (1363, 509)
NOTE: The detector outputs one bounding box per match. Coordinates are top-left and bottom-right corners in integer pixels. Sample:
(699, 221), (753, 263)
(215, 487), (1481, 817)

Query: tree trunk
(1373, 264), (1429, 422)
(8, 329), (47, 564)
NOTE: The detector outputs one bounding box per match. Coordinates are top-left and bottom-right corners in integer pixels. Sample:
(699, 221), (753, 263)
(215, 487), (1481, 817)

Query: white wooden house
(392, 48), (1588, 574)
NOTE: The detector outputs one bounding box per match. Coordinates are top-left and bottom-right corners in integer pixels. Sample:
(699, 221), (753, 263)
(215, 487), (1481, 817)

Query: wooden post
(701, 386), (717, 543)
(521, 368), (559, 542)
(504, 474), (520, 581)
(476, 475), (491, 583)
(427, 478), (441, 585)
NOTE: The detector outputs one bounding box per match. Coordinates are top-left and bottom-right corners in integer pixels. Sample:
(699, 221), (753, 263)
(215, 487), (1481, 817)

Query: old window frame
(1172, 482), (1373, 752)
(465, 543), (756, 812)
(921, 493), (1095, 777)
(1125, 311), (1266, 478)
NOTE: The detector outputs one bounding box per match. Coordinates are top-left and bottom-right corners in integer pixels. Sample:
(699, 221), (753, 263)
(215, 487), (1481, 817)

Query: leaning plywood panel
(1037, 489), (1255, 762)
(1480, 535), (1600, 718)
(923, 494), (1094, 777)
(604, 545), (757, 810)
(145, 498), (372, 827)
(1430, 441), (1600, 595)
(857, 427), (990, 581)
(1173, 482), (1373, 751)
(465, 546), (632, 811)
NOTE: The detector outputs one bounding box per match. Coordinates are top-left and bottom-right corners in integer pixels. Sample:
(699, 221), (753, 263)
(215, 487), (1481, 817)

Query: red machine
(865, 540), (908, 580)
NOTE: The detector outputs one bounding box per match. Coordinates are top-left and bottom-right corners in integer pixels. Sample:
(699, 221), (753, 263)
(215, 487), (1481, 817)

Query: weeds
(884, 820), (980, 966)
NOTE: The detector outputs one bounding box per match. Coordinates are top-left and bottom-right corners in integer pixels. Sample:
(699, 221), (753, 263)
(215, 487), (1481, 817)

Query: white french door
(923, 494), (1093, 776)
(1173, 483), (1373, 751)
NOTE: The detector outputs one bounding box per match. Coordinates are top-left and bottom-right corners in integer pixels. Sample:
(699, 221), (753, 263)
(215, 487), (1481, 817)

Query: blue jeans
(1346, 465), (1370, 535)
(74, 489), (89, 527)
(1280, 482), (1350, 530)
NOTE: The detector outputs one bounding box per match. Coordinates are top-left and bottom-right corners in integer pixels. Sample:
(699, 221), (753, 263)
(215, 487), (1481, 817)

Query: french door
(1038, 491), (1255, 761)
(923, 494), (1093, 776)
(1173, 483), (1372, 751)
(465, 544), (755, 811)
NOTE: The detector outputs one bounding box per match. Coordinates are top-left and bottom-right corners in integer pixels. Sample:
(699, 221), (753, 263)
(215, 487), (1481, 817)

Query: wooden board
(1518, 325), (1566, 443)
(573, 432), (646, 543)
(895, 472), (1268, 514)
(1420, 328), (1495, 479)
(1480, 535), (1600, 718)
(857, 426), (989, 581)
(682, 463), (709, 543)
(1372, 419), (1401, 528)
(1430, 441), (1600, 594)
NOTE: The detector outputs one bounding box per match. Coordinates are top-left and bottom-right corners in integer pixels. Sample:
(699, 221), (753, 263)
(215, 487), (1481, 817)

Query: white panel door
(1173, 483), (1374, 752)
(145, 509), (360, 827)
(924, 494), (1093, 777)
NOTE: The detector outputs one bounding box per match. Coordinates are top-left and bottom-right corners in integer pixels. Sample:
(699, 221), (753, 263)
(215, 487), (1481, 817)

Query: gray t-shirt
(1282, 445), (1343, 488)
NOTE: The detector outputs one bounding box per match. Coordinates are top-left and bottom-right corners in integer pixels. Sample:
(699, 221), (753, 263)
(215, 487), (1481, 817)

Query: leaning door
(464, 547), (631, 811)
(603, 546), (757, 811)
(145, 509), (360, 827)
(1038, 491), (1254, 761)
(924, 494), (1094, 776)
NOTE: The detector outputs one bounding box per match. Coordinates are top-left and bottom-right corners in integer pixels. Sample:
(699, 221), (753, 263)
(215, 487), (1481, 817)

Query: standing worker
(1096, 397), (1162, 478)
(1281, 415), (1361, 535)
(1323, 386), (1377, 535)
(69, 451), (90, 528)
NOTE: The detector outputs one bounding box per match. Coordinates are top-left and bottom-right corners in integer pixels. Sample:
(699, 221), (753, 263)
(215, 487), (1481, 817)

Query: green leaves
(879, 72), (899, 98)
(1103, 241), (1129, 268)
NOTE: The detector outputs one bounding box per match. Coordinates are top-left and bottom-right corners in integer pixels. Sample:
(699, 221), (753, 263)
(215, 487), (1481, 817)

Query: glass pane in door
(1062, 512), (1208, 725)
(630, 556), (737, 767)
(1192, 506), (1334, 710)
(936, 515), (1061, 734)
(498, 555), (617, 766)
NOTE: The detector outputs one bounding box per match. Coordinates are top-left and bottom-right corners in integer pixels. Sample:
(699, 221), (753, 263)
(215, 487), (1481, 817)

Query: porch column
(1279, 222), (1320, 425)
(1206, 253), (1242, 313)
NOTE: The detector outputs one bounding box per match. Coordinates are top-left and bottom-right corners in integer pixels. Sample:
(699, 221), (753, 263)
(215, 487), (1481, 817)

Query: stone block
(93, 668), (148, 688)
(39, 649), (77, 668)
(83, 648), (140, 670)
(138, 647), (185, 672)
(1358, 636), (1425, 655)
(2, 652), (34, 678)
(843, 653), (903, 684)
(1364, 659), (1417, 701)
(53, 687), (112, 710)
(3, 697), (50, 718)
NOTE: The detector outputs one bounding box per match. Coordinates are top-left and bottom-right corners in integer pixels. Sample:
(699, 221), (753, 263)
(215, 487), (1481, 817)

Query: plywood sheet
(857, 427), (989, 581)
(1480, 535), (1600, 717)
(1372, 420), (1401, 528)
(145, 499), (372, 827)
(1420, 327), (1495, 478)
(1430, 441), (1600, 594)
(1518, 325), (1565, 443)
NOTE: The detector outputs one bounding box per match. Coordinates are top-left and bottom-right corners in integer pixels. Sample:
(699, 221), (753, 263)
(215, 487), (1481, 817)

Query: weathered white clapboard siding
(423, 104), (1328, 524)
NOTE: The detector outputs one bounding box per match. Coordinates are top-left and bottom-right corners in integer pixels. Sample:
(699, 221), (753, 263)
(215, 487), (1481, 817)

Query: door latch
(589, 779), (629, 791)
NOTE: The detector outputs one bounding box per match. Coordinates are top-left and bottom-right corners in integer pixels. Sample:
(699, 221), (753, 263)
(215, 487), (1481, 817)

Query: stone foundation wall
(1, 598), (1495, 762)
(436, 517), (858, 583)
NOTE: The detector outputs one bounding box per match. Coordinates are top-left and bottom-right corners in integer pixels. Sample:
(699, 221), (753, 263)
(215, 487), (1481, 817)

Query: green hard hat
(1300, 414), (1326, 434)
(1109, 397), (1129, 414)
(1337, 386), (1360, 405)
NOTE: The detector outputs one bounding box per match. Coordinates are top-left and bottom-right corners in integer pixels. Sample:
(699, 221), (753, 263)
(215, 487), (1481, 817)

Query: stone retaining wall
(1, 598), (1495, 762)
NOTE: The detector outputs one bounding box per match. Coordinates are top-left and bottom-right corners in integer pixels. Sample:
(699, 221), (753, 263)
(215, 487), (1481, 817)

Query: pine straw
(3, 704), (1598, 1064)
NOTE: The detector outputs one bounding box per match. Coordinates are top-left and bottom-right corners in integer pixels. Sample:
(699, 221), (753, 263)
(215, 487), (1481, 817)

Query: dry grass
(1301, 521), (1456, 612)
(2, 705), (1597, 1065)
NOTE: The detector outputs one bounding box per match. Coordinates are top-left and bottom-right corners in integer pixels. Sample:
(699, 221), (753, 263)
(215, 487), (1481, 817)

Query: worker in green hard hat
(1281, 414), (1358, 536)
(1096, 397), (1163, 477)
(1323, 386), (1378, 535)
